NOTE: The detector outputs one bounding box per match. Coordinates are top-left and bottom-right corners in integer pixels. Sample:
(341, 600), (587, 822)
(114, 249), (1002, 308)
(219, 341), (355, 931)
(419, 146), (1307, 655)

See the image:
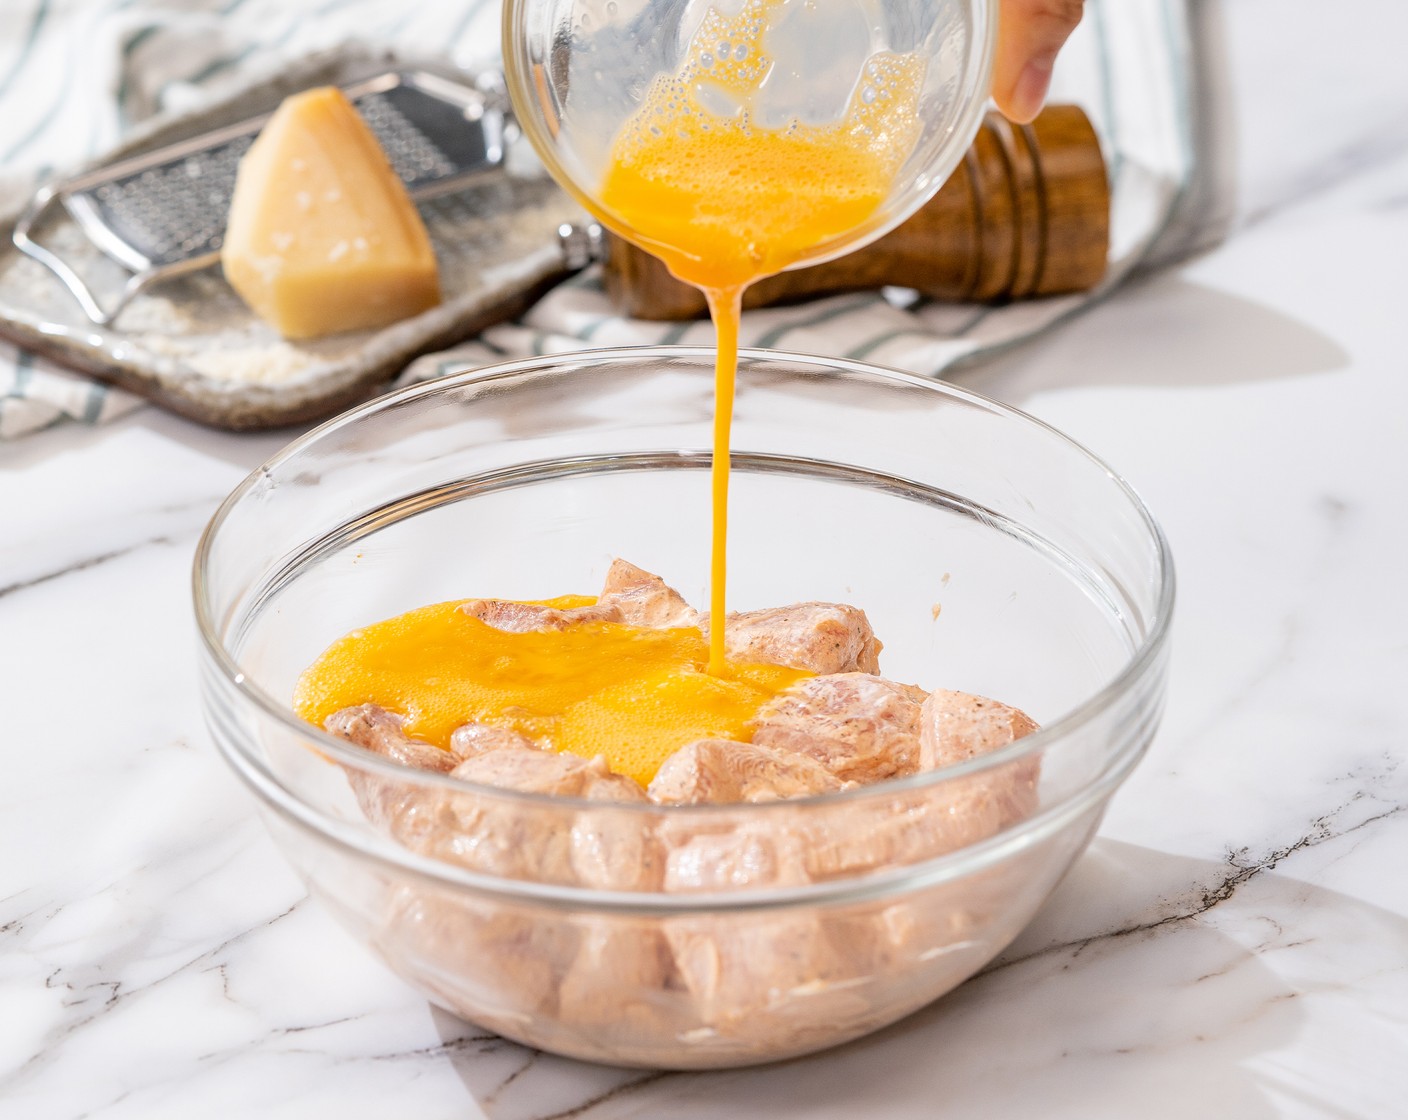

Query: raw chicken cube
(449, 747), (635, 798)
(376, 883), (580, 1025)
(705, 603), (883, 675)
(556, 919), (676, 1038)
(799, 692), (1041, 881)
(665, 909), (869, 1036)
(324, 704), (459, 840)
(920, 688), (1040, 768)
(750, 673), (927, 783)
(598, 558), (702, 629)
(648, 738), (846, 804)
(325, 703), (457, 772)
(660, 818), (812, 893)
(459, 598), (622, 632)
(326, 705), (544, 768)
(596, 560), (883, 677)
(411, 749), (651, 886)
(565, 788), (661, 894)
(449, 721), (543, 758)
(801, 783), (1018, 881)
(327, 702), (656, 888)
(919, 688), (1040, 826)
(658, 815), (872, 1038)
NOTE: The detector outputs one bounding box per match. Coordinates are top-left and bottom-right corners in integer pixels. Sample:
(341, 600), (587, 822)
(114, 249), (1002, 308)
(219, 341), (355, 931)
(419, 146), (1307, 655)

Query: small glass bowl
(501, 0), (997, 273)
(194, 347), (1173, 1069)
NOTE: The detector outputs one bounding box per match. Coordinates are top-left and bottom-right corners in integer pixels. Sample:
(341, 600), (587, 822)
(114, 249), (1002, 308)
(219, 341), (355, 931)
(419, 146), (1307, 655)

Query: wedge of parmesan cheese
(221, 87), (441, 340)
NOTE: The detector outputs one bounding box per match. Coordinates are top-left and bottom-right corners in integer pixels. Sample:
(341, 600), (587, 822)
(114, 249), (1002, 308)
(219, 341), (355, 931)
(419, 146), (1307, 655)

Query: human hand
(991, 0), (1085, 123)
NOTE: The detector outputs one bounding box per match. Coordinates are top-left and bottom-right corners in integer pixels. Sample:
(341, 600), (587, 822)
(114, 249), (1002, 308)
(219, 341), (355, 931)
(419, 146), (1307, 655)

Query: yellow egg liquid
(294, 597), (808, 786)
(294, 3), (923, 787)
(597, 0), (923, 673)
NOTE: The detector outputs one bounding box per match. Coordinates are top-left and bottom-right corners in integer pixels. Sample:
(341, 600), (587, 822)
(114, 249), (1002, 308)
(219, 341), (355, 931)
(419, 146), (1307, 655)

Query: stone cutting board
(0, 47), (585, 431)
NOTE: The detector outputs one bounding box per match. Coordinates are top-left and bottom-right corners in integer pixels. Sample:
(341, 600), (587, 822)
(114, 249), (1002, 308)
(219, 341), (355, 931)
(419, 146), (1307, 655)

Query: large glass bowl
(195, 347), (1173, 1069)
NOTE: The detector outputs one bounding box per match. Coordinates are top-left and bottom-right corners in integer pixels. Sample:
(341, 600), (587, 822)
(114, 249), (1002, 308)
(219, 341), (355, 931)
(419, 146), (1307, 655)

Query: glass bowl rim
(194, 344), (1175, 826)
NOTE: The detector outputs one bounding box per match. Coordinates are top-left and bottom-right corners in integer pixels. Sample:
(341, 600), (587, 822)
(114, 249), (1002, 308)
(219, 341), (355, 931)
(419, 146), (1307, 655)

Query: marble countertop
(5, 21), (1408, 1120)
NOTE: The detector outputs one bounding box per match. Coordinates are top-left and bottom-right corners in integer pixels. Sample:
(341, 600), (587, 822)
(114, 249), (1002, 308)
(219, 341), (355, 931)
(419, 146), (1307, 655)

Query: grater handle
(11, 186), (153, 326)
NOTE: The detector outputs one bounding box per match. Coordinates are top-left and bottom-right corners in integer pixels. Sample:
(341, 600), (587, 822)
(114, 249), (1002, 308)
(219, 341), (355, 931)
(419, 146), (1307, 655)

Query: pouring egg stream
(295, 0), (931, 786)
(597, 0), (925, 674)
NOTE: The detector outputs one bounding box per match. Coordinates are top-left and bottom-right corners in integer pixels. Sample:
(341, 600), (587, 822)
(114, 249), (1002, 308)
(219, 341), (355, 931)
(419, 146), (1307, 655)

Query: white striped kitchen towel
(0, 0), (1197, 439)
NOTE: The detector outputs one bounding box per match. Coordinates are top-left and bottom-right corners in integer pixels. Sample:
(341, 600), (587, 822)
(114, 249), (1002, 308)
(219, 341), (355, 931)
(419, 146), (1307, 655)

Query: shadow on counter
(427, 835), (1406, 1119)
(954, 271), (1351, 405)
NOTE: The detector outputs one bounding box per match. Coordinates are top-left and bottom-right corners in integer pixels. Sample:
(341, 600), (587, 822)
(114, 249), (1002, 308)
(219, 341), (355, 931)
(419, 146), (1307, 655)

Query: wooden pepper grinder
(587, 103), (1109, 321)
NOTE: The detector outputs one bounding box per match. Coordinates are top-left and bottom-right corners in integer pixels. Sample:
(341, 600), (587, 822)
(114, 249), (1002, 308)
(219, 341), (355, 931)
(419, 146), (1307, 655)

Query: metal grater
(12, 70), (513, 326)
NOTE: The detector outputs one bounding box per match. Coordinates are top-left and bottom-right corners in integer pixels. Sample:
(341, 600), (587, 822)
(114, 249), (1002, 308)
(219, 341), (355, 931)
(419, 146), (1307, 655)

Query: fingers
(991, 0), (1085, 123)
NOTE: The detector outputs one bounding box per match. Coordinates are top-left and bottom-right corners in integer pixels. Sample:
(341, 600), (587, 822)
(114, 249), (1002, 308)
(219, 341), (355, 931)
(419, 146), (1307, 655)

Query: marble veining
(0, 534), (176, 600)
(5, 13), (1408, 1120)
